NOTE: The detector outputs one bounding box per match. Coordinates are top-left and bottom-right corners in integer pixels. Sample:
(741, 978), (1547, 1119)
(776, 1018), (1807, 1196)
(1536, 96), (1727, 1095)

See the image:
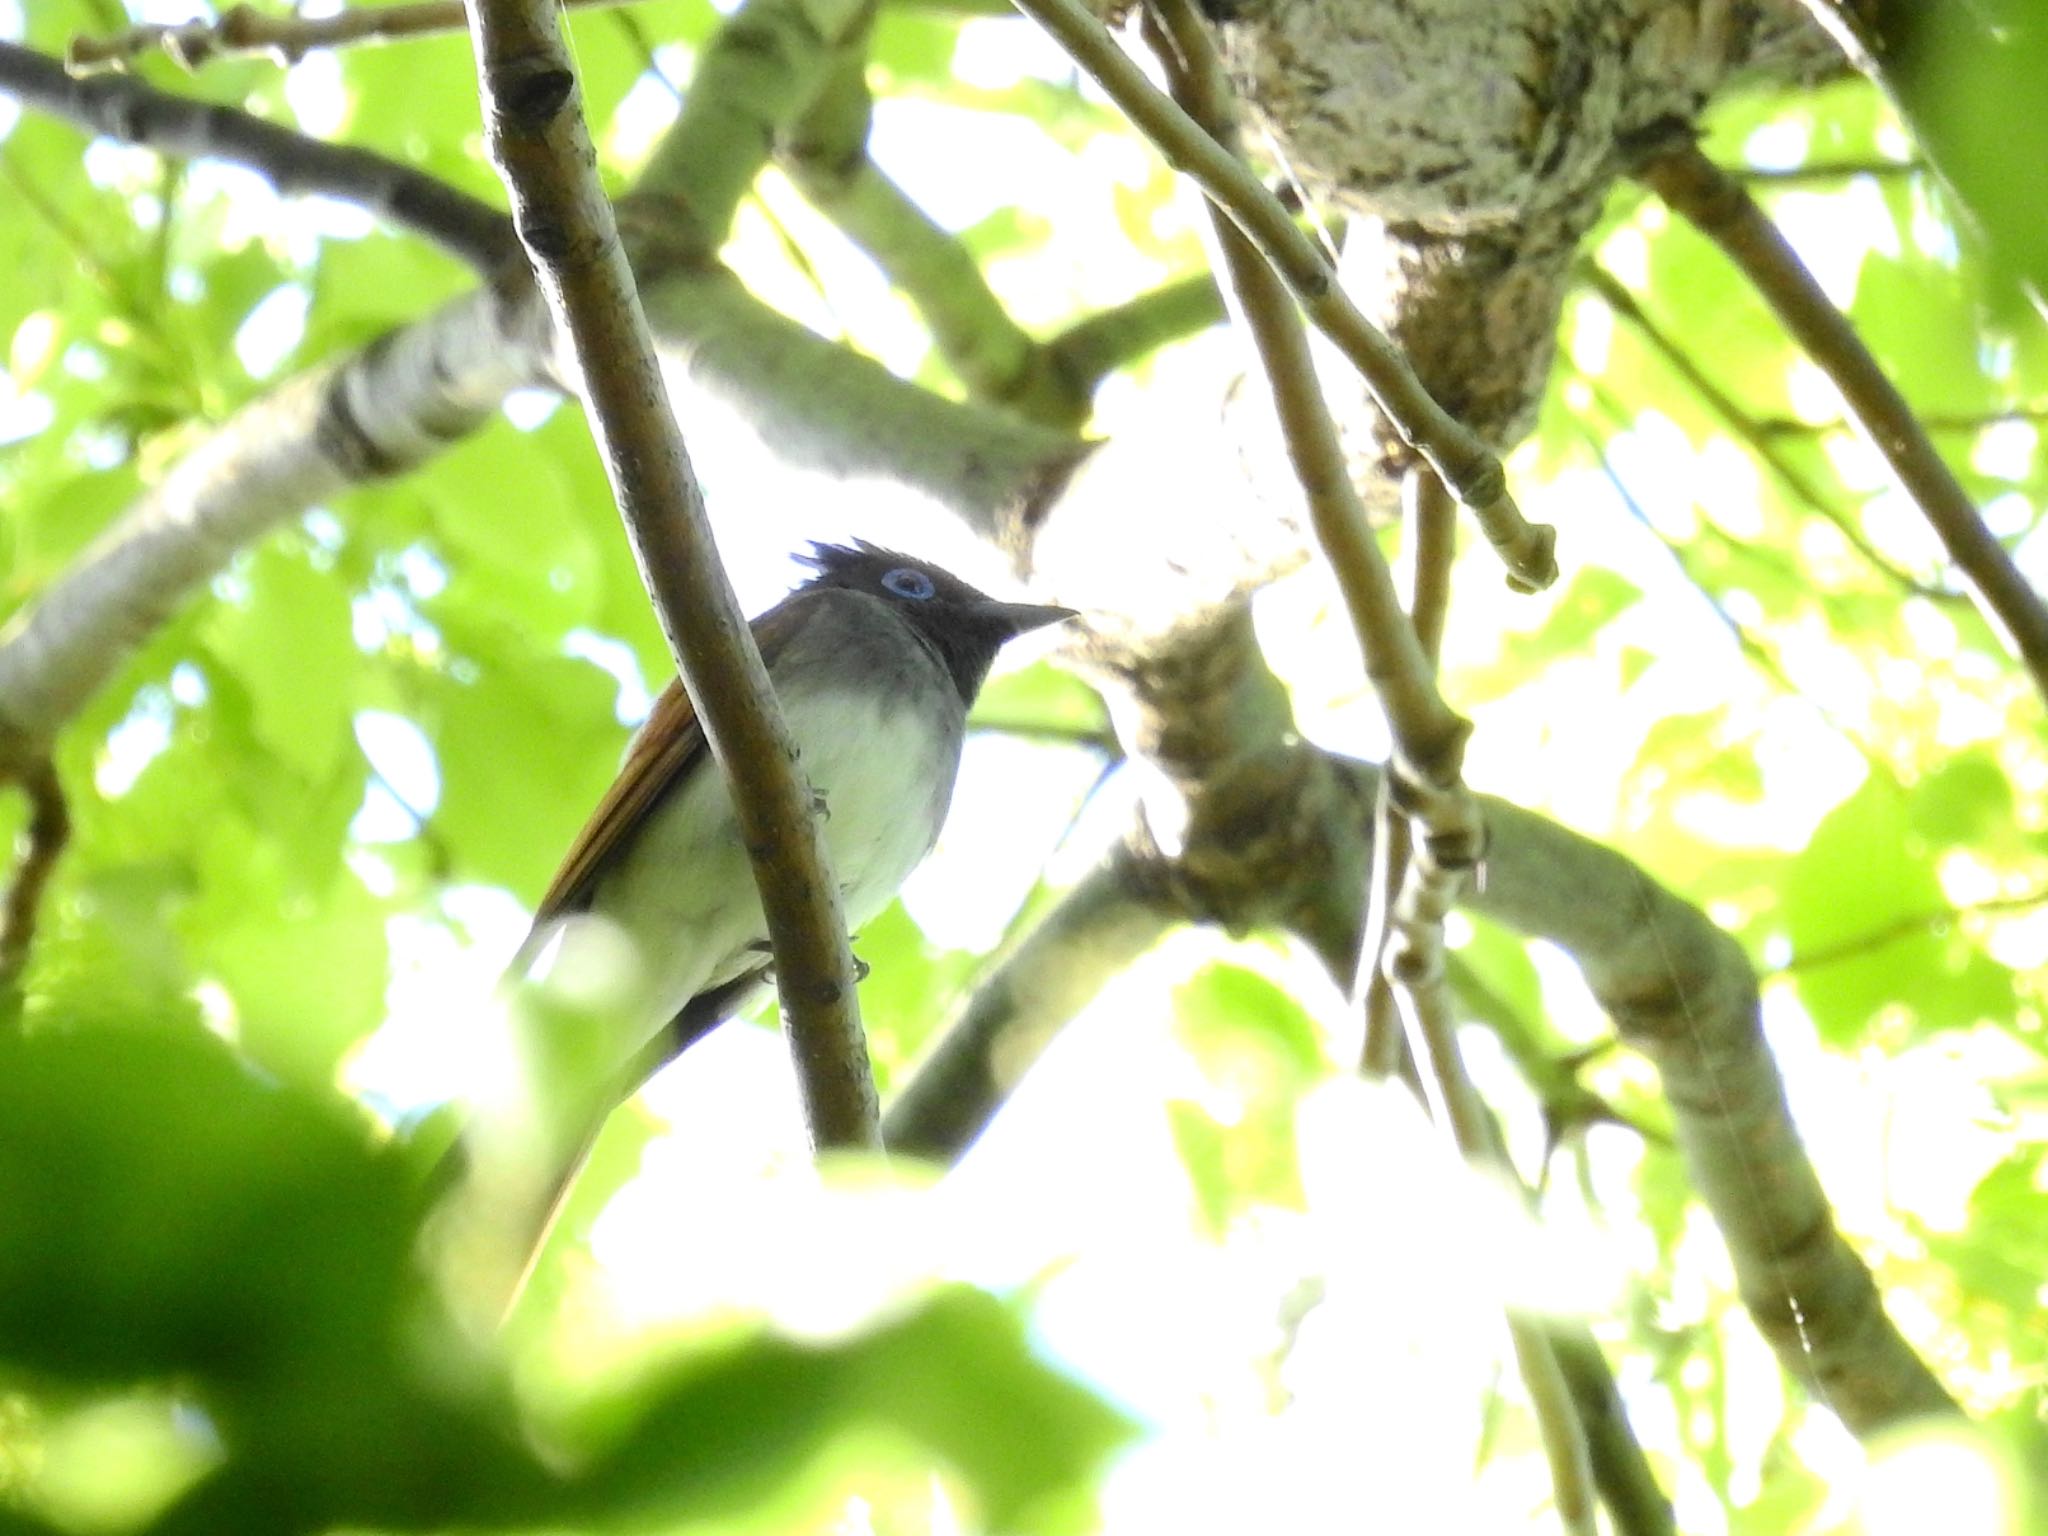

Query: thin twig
(1136, 23), (1462, 784)
(777, 39), (1090, 426)
(1764, 886), (2048, 974)
(1757, 403), (2048, 438)
(1359, 466), (1453, 1077)
(1575, 260), (1960, 605)
(462, 0), (874, 1148)
(1576, 424), (1805, 696)
(1635, 132), (2048, 703)
(1139, 6), (1592, 1527)
(1010, 0), (1558, 593)
(67, 0), (639, 73)
(1737, 157), (1922, 186)
(0, 42), (516, 274)
(1042, 269), (1225, 395)
(0, 762), (71, 993)
(884, 842), (1169, 1157)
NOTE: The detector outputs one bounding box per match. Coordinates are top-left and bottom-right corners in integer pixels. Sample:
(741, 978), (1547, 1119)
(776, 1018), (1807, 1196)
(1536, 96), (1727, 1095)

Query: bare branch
(1468, 790), (1961, 1432)
(884, 842), (1171, 1158)
(0, 762), (71, 993)
(633, 261), (1091, 539)
(1006, 0), (1558, 593)
(632, 0), (872, 248)
(65, 0), (1002, 73)
(778, 40), (1092, 427)
(1757, 403), (2048, 438)
(1359, 466), (1455, 1078)
(463, 0), (873, 1146)
(66, 0), (637, 73)
(1765, 886), (2048, 975)
(1141, 7), (1462, 788)
(1635, 133), (2048, 703)
(0, 287), (537, 767)
(1548, 1327), (1677, 1536)
(1042, 269), (1224, 396)
(0, 41), (516, 273)
(1738, 157), (1923, 186)
(1082, 592), (1955, 1437)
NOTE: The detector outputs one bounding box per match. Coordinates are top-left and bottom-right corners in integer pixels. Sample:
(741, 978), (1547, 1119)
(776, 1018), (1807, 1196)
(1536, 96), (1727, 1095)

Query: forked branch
(1007, 0), (1558, 593)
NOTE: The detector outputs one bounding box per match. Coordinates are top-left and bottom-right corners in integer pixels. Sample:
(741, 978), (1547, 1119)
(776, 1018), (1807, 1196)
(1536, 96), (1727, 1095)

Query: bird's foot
(740, 939), (867, 984)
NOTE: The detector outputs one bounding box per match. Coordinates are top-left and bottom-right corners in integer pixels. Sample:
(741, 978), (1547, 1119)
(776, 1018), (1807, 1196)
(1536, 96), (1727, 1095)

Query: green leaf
(1909, 751), (2015, 847)
(1778, 770), (2016, 1041)
(1164, 964), (1323, 1225)
(1873, 1), (2048, 314)
(413, 420), (604, 640)
(1459, 567), (1641, 702)
(1852, 252), (1998, 419)
(200, 863), (391, 1088)
(427, 654), (625, 899)
(1166, 1100), (1232, 1236)
(24, 864), (199, 1037)
(201, 542), (360, 783)
(0, 1025), (417, 1386)
(574, 1287), (1130, 1532)
(969, 660), (1110, 744)
(1173, 962), (1323, 1077)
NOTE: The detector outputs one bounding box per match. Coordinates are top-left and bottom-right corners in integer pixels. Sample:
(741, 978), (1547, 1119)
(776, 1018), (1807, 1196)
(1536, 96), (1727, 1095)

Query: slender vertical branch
(1008, 0), (1556, 592)
(1139, 6), (1591, 1528)
(462, 0), (876, 1147)
(1635, 133), (2048, 702)
(1360, 467), (1455, 1076)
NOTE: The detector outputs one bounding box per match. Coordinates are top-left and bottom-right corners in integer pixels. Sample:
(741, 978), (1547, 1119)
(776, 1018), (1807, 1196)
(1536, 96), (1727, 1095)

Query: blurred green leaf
(853, 900), (979, 1091)
(1165, 964), (1323, 1228)
(1459, 567), (1642, 703)
(0, 1025), (417, 1386)
(426, 654), (623, 899)
(1776, 770), (2012, 1042)
(573, 1287), (1130, 1533)
(201, 543), (359, 782)
(970, 660), (1110, 745)
(1870, 0), (2048, 312)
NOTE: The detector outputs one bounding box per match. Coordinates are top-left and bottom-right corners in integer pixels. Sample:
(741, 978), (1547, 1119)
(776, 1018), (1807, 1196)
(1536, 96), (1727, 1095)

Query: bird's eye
(882, 567), (936, 600)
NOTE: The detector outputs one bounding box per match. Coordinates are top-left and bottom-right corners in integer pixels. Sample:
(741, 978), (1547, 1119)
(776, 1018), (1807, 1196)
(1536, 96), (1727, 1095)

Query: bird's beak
(984, 599), (1078, 637)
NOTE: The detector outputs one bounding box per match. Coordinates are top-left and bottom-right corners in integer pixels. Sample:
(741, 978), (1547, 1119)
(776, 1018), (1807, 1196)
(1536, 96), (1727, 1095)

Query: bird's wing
(530, 674), (705, 926)
(526, 594), (822, 930)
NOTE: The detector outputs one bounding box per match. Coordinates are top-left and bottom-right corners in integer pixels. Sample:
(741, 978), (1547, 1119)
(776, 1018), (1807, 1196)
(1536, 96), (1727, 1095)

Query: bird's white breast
(568, 621), (962, 1040)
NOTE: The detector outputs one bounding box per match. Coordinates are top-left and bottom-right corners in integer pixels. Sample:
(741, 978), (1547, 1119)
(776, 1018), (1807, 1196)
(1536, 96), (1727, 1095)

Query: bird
(441, 540), (1074, 1298)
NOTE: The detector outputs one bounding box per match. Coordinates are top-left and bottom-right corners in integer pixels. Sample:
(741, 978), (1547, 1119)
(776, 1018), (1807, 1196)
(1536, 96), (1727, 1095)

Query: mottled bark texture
(1026, 2), (1839, 659)
(1215, 0), (1838, 461)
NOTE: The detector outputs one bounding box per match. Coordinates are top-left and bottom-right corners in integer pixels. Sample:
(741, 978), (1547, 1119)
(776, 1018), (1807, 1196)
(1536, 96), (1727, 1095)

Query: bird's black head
(795, 540), (1073, 703)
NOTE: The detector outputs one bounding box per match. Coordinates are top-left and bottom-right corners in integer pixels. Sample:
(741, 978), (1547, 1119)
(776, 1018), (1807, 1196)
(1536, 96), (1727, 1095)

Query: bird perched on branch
(440, 541), (1073, 1302)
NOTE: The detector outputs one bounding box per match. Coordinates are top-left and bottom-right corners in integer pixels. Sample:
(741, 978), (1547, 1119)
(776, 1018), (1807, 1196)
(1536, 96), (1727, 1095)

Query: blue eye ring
(882, 567), (936, 600)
